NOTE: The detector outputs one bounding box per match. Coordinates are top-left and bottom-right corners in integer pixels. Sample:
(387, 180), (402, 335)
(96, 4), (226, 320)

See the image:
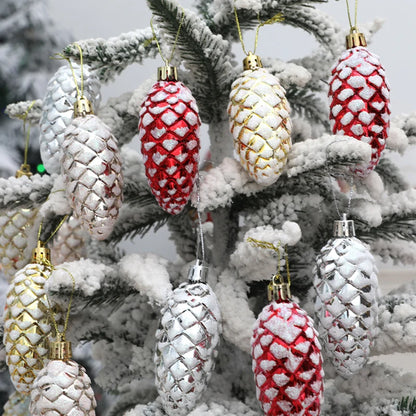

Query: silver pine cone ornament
(61, 98), (123, 240)
(155, 260), (221, 415)
(30, 338), (97, 416)
(39, 62), (101, 174)
(228, 53), (292, 186)
(3, 242), (53, 393)
(313, 214), (379, 377)
(3, 391), (30, 416)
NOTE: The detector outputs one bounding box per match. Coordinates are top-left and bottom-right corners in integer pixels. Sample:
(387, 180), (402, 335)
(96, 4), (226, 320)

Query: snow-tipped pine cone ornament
(51, 216), (86, 265)
(0, 166), (38, 280)
(61, 98), (123, 240)
(313, 214), (379, 377)
(3, 242), (53, 393)
(3, 391), (30, 416)
(228, 53), (292, 186)
(155, 260), (221, 414)
(252, 278), (324, 416)
(30, 338), (96, 416)
(138, 66), (200, 215)
(328, 31), (390, 176)
(39, 62), (101, 174)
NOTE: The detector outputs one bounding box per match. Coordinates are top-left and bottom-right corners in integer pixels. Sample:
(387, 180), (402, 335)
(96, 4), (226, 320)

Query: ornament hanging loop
(345, 0), (366, 48)
(150, 11), (184, 81)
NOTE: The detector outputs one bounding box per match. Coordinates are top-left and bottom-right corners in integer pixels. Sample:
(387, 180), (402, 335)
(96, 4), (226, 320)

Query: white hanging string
(195, 173), (205, 262)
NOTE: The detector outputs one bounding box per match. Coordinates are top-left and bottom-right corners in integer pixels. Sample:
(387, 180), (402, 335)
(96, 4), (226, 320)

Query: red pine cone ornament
(252, 280), (324, 416)
(138, 66), (200, 215)
(329, 31), (390, 176)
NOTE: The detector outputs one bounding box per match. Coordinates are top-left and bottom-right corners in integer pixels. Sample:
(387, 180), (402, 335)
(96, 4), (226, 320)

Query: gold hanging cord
(150, 10), (185, 67)
(345, 0), (366, 48)
(345, 0), (358, 32)
(233, 6), (284, 56)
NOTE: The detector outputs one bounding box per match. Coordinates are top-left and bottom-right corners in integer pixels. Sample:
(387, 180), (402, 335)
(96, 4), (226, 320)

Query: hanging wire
(37, 215), (69, 245)
(195, 174), (205, 262)
(346, 0), (359, 30)
(150, 10), (185, 67)
(233, 6), (284, 55)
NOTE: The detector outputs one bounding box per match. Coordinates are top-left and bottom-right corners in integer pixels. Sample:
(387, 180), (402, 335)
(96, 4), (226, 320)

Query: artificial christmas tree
(1, 0), (416, 415)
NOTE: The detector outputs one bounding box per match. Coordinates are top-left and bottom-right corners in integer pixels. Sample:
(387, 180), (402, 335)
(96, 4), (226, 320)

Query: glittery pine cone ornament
(3, 391), (30, 416)
(39, 62), (101, 174)
(328, 30), (390, 176)
(252, 278), (324, 416)
(51, 216), (86, 265)
(3, 242), (53, 393)
(138, 66), (200, 215)
(155, 260), (221, 414)
(228, 53), (292, 186)
(313, 214), (379, 377)
(30, 338), (97, 416)
(61, 98), (123, 240)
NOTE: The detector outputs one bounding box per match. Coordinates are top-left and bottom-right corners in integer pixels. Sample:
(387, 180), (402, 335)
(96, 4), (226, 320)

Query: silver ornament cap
(333, 213), (355, 237)
(187, 259), (208, 283)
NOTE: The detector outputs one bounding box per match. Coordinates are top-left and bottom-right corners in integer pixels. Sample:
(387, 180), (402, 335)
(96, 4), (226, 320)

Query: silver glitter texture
(39, 63), (101, 174)
(155, 281), (221, 415)
(61, 114), (123, 240)
(314, 233), (378, 377)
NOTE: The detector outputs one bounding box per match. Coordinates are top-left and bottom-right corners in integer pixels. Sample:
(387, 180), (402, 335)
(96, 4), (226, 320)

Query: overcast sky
(48, 0), (416, 260)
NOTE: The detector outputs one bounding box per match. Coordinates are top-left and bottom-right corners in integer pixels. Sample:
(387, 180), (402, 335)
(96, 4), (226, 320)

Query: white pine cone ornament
(228, 53), (292, 186)
(0, 167), (38, 280)
(39, 62), (101, 174)
(155, 261), (221, 414)
(61, 99), (123, 240)
(252, 280), (324, 416)
(328, 31), (390, 176)
(313, 214), (379, 377)
(3, 242), (53, 393)
(51, 216), (86, 265)
(138, 66), (200, 215)
(3, 391), (30, 416)
(30, 339), (96, 416)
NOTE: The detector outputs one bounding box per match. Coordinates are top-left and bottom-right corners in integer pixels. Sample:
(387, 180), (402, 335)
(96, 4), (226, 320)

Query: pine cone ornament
(51, 216), (86, 265)
(30, 340), (96, 416)
(328, 31), (390, 176)
(39, 62), (101, 174)
(3, 242), (53, 393)
(313, 215), (379, 377)
(138, 66), (200, 215)
(61, 104), (123, 240)
(3, 391), (30, 416)
(252, 280), (323, 416)
(155, 261), (221, 414)
(228, 53), (292, 186)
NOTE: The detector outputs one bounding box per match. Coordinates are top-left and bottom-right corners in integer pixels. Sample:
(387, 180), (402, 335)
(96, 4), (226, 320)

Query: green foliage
(397, 396), (416, 414)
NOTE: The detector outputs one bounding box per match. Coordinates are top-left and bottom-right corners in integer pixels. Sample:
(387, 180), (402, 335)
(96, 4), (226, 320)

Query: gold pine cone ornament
(228, 53), (292, 186)
(3, 242), (54, 393)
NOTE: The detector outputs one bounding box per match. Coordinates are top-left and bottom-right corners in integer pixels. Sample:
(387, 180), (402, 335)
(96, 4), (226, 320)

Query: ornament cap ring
(333, 213), (356, 238)
(158, 66), (178, 81)
(187, 259), (208, 283)
(346, 28), (367, 49)
(243, 52), (263, 70)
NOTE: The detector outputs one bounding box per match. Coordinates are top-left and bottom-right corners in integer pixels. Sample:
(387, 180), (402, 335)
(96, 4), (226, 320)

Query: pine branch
(375, 157), (409, 193)
(397, 396), (416, 414)
(5, 99), (43, 125)
(147, 0), (234, 123)
(62, 28), (158, 82)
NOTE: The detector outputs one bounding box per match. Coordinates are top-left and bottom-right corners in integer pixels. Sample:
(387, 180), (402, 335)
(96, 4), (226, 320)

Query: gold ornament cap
(73, 96), (94, 117)
(268, 277), (291, 302)
(158, 66), (178, 81)
(49, 336), (72, 361)
(31, 241), (51, 264)
(333, 213), (356, 238)
(346, 29), (367, 49)
(243, 52), (263, 70)
(15, 163), (32, 178)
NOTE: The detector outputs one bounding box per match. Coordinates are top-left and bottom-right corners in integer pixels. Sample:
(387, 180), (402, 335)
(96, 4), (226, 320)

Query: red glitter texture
(328, 46), (390, 177)
(251, 300), (324, 416)
(138, 80), (200, 214)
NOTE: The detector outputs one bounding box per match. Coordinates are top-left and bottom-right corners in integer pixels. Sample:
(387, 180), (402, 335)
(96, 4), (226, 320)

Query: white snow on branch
(216, 269), (256, 354)
(5, 99), (43, 125)
(264, 58), (311, 89)
(380, 188), (416, 217)
(119, 253), (172, 306)
(230, 222), (302, 282)
(197, 157), (263, 211)
(38, 175), (71, 218)
(286, 134), (371, 178)
(373, 293), (416, 355)
(392, 112), (416, 145)
(386, 125), (408, 154)
(47, 259), (112, 296)
(372, 239), (416, 265)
